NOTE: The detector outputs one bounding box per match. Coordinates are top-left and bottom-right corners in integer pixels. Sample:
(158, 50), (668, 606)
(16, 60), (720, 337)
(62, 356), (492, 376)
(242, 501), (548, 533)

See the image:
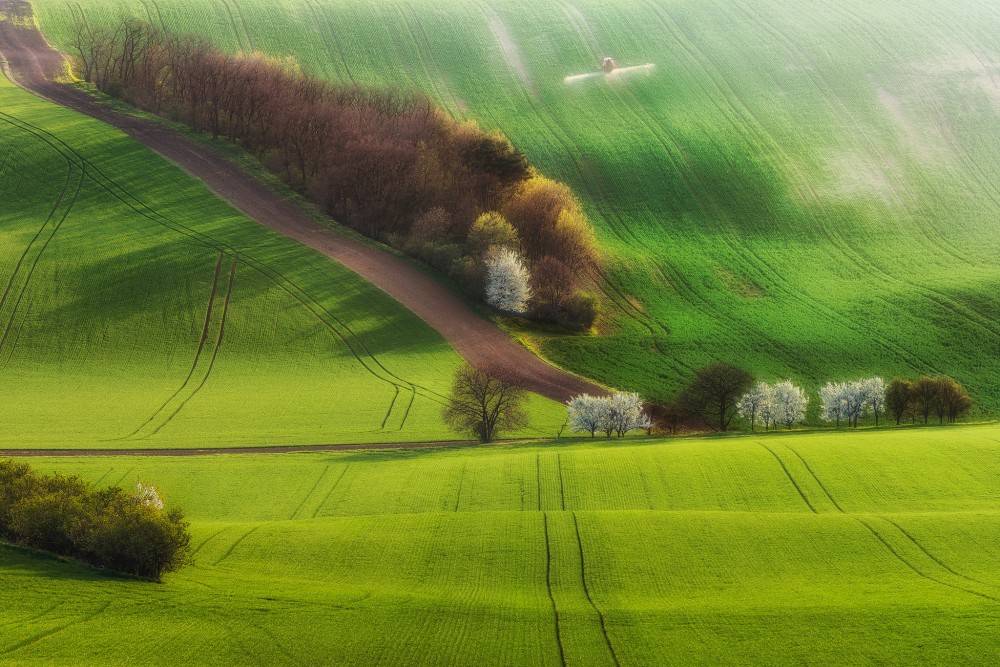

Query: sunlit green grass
(0, 74), (565, 448)
(33, 0), (1000, 412)
(3, 424), (1000, 664)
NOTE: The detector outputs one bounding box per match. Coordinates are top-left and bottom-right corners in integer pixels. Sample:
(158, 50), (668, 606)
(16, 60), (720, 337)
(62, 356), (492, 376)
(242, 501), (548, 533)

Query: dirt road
(0, 0), (605, 404)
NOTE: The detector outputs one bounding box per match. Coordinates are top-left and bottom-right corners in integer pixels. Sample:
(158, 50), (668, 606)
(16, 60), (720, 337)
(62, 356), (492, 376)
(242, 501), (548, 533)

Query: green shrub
(0, 461), (190, 581)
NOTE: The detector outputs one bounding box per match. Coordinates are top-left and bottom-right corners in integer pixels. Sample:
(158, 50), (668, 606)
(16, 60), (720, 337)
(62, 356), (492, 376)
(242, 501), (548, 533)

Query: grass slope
(0, 73), (564, 448)
(3, 424), (1000, 664)
(33, 0), (1000, 411)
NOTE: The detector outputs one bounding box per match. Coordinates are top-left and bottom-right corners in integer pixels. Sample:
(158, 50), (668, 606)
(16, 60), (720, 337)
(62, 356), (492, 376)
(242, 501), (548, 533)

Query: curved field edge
(0, 70), (567, 448)
(3, 423), (1000, 664)
(32, 0), (1000, 413)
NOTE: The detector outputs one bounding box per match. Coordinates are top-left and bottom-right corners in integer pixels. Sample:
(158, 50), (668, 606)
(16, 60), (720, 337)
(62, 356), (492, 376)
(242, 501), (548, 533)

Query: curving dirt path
(0, 0), (605, 404)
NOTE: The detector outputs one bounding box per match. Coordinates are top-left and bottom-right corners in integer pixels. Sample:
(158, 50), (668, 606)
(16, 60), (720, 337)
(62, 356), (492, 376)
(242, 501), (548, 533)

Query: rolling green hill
(33, 0), (1000, 410)
(0, 73), (563, 448)
(4, 425), (1000, 664)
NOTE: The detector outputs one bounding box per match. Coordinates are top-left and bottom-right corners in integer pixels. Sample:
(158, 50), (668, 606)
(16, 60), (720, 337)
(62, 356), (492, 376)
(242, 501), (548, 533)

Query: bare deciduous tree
(443, 365), (527, 443)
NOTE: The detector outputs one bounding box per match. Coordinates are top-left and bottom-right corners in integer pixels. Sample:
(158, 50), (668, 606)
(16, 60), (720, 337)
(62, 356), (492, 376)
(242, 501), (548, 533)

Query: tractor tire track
(758, 442), (817, 513)
(572, 512), (620, 667)
(542, 513), (567, 667)
(311, 463), (350, 518)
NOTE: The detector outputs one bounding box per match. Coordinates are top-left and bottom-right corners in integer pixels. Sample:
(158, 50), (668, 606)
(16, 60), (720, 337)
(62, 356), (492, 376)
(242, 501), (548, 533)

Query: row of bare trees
(71, 17), (599, 327)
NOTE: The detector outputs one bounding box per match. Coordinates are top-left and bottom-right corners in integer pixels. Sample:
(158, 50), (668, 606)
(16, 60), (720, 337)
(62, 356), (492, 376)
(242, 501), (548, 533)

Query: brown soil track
(0, 1), (604, 417)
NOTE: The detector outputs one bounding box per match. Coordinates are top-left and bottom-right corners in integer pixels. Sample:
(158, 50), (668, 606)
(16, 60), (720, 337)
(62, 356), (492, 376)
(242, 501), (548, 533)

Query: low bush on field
(0, 461), (190, 581)
(70, 18), (599, 330)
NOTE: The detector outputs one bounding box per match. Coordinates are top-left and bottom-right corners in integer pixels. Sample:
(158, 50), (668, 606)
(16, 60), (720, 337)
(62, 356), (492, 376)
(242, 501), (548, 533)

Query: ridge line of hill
(0, 0), (605, 405)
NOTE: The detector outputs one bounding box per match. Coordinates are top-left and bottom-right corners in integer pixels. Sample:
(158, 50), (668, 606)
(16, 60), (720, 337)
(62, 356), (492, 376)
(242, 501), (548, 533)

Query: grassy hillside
(0, 73), (564, 448)
(3, 425), (1000, 664)
(34, 0), (1000, 411)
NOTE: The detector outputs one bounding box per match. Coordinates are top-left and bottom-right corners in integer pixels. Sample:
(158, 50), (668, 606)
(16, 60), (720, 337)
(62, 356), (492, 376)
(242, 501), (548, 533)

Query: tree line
(0, 461), (190, 580)
(70, 17), (600, 329)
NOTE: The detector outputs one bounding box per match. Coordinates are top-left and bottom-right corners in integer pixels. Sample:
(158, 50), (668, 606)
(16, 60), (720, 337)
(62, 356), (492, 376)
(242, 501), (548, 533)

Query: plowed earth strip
(0, 0), (604, 407)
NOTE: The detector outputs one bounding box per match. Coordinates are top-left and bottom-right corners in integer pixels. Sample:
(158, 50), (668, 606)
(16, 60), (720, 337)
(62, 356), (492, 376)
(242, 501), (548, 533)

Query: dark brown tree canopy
(71, 18), (599, 325)
(886, 378), (912, 425)
(443, 364), (528, 443)
(678, 362), (754, 432)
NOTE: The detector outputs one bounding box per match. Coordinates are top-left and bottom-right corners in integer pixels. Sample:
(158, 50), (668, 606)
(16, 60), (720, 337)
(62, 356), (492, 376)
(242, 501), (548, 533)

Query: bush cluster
(0, 461), (190, 581)
(71, 19), (600, 329)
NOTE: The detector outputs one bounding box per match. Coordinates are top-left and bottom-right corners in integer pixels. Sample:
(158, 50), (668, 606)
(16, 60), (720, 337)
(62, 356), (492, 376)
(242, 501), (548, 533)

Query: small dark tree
(649, 401), (685, 435)
(678, 362), (754, 432)
(443, 364), (528, 443)
(936, 377), (973, 424)
(911, 376), (940, 425)
(886, 378), (912, 425)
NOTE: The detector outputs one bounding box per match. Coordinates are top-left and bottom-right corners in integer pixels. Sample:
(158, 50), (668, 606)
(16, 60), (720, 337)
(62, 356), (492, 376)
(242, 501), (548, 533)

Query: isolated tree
(862, 377), (886, 427)
(678, 362), (754, 432)
(771, 380), (808, 430)
(819, 382), (847, 428)
(911, 376), (940, 425)
(737, 382), (774, 432)
(484, 247), (532, 314)
(443, 364), (527, 443)
(886, 378), (912, 425)
(567, 394), (609, 438)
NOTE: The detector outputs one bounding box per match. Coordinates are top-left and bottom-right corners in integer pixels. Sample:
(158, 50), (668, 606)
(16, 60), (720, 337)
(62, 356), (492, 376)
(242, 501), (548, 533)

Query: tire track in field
(0, 109), (432, 424)
(0, 123), (83, 362)
(573, 512), (621, 666)
(214, 0), (247, 53)
(881, 516), (1000, 592)
(542, 513), (567, 667)
(785, 444), (1000, 601)
(856, 517), (1000, 604)
(227, 0), (257, 53)
(311, 463), (350, 518)
(453, 461), (467, 511)
(213, 524), (262, 566)
(757, 442), (817, 513)
(728, 0), (1000, 346)
(307, 0), (356, 85)
(0, 600), (112, 657)
(126, 254), (238, 439)
(290, 463), (332, 519)
(122, 253), (225, 438)
(394, 1), (462, 119)
(643, 0), (946, 376)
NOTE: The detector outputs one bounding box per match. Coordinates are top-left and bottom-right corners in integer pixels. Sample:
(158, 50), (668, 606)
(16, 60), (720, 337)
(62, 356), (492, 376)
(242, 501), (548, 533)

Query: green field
(0, 73), (563, 448)
(32, 0), (1000, 411)
(2, 424), (999, 664)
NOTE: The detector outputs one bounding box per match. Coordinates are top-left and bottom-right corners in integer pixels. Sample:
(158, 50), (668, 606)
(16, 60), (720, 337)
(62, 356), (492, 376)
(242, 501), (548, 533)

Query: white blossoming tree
(772, 380), (808, 429)
(607, 392), (651, 437)
(861, 376), (886, 427)
(819, 381), (848, 427)
(737, 382), (774, 432)
(484, 247), (532, 314)
(567, 392), (649, 438)
(567, 394), (610, 437)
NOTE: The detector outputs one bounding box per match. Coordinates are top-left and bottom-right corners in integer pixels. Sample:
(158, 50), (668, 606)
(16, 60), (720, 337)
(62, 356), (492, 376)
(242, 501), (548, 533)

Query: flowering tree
(567, 394), (609, 437)
(737, 382), (774, 432)
(861, 377), (886, 426)
(485, 247), (532, 314)
(772, 380), (808, 429)
(608, 392), (651, 437)
(567, 392), (649, 438)
(819, 382), (847, 427)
